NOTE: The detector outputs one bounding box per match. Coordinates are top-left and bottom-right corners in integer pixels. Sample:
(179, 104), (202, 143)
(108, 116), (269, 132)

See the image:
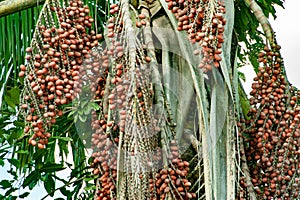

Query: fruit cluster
(83, 43), (119, 199)
(238, 45), (300, 199)
(90, 2), (197, 199)
(90, 2), (157, 199)
(165, 0), (226, 71)
(151, 140), (196, 200)
(90, 111), (118, 200)
(19, 0), (102, 148)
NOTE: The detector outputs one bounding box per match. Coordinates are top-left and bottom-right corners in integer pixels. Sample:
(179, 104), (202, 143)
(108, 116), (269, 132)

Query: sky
(270, 1), (300, 89)
(1, 1), (300, 199)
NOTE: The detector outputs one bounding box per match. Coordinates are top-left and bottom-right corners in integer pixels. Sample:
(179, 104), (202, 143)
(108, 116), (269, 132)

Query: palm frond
(0, 6), (42, 110)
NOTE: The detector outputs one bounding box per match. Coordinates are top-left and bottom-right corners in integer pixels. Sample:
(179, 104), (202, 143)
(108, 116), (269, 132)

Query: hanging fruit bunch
(88, 43), (118, 200)
(90, 109), (118, 200)
(238, 45), (300, 199)
(90, 0), (159, 198)
(151, 140), (196, 200)
(89, 0), (196, 199)
(165, 0), (226, 71)
(19, 0), (102, 149)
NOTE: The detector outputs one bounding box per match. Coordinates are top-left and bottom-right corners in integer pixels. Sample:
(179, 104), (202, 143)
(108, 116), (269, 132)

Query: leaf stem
(243, 0), (274, 45)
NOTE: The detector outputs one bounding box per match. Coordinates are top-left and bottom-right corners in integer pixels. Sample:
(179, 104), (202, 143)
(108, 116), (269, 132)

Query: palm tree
(1, 0), (299, 199)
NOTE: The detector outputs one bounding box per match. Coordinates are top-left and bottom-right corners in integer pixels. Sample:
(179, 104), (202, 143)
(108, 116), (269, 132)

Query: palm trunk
(0, 0), (45, 17)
